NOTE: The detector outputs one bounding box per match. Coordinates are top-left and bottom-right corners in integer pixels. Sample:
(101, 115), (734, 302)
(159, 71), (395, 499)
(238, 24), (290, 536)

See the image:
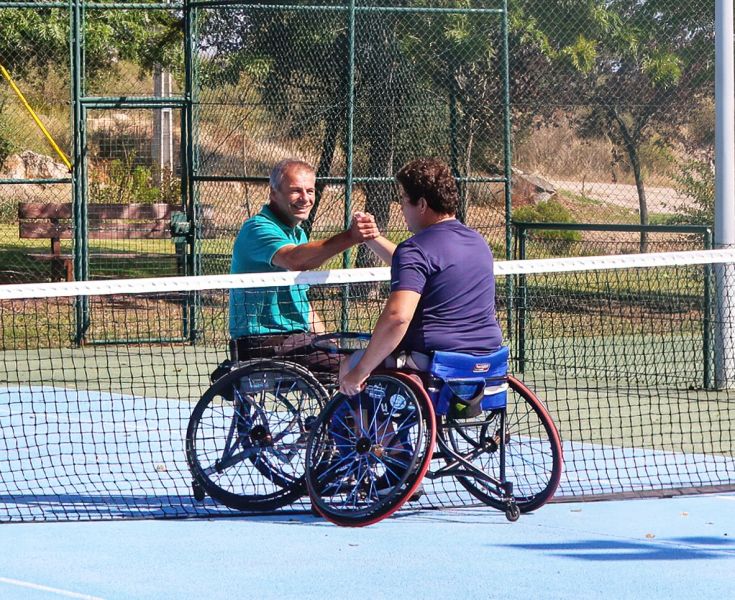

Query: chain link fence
(0, 0), (716, 283)
(509, 0), (714, 253)
(0, 2), (71, 283)
(194, 1), (511, 272)
(0, 1), (187, 284)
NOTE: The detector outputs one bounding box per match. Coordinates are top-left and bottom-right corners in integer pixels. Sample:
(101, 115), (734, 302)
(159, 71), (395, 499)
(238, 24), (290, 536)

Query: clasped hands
(349, 211), (380, 244)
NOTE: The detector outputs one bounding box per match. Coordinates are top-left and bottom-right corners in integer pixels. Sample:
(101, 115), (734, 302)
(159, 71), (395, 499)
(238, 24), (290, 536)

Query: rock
(481, 162), (556, 206)
(0, 150), (69, 180)
(511, 168), (556, 206)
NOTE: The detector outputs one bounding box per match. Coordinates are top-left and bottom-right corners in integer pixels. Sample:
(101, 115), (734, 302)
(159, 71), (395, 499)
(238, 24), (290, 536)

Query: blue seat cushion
(429, 346), (509, 416)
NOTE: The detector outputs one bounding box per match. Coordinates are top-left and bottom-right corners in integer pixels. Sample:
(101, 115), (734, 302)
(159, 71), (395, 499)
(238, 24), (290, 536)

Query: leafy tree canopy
(0, 8), (182, 83)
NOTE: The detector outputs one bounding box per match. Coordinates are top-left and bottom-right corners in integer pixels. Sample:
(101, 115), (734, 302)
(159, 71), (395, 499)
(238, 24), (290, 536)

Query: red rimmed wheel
(305, 371), (436, 527)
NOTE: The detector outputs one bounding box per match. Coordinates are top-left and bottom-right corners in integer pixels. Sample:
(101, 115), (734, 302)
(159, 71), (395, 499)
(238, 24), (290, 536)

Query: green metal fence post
(449, 87), (466, 223)
(70, 0), (88, 345)
(184, 0), (200, 342)
(341, 0), (357, 331)
(704, 227), (714, 389)
(517, 224), (528, 373)
(501, 0), (514, 359)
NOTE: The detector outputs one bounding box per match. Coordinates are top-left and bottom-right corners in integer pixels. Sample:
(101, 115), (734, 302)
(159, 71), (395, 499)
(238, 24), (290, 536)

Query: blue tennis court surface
(0, 492), (733, 600)
(1, 379), (735, 599)
(2, 386), (734, 522)
(0, 386), (229, 520)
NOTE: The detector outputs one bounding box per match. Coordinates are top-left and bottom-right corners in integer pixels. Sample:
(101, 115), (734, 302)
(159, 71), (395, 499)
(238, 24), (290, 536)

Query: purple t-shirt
(391, 219), (503, 354)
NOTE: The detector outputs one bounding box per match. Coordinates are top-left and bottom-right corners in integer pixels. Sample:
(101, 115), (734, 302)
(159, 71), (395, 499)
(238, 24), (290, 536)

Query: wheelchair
(304, 334), (563, 527)
(185, 343), (336, 512)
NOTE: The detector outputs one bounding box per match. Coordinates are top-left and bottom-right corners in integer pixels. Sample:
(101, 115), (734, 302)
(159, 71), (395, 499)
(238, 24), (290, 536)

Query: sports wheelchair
(185, 349), (334, 512)
(304, 333), (563, 527)
(184, 333), (562, 525)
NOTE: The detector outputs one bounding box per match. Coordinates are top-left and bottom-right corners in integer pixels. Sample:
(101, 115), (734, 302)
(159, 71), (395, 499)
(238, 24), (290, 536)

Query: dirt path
(550, 179), (693, 215)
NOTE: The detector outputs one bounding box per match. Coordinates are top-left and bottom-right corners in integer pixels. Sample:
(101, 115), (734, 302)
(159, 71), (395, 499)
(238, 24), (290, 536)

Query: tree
(198, 3), (521, 265)
(512, 0), (713, 251)
(0, 8), (181, 80)
(0, 6), (182, 159)
(198, 7), (351, 236)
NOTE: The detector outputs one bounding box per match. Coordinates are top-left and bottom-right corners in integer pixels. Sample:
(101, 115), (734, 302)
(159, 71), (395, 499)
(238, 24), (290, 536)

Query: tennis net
(1, 249), (734, 522)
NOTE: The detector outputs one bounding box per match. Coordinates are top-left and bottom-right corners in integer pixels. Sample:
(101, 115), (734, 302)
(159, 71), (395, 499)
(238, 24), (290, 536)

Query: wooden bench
(18, 202), (190, 281)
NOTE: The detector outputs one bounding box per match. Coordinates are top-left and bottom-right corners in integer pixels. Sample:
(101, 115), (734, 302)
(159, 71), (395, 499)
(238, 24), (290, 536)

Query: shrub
(513, 199), (582, 255)
(0, 135), (13, 168)
(90, 153), (179, 205)
(0, 122), (17, 224)
(671, 158), (714, 226)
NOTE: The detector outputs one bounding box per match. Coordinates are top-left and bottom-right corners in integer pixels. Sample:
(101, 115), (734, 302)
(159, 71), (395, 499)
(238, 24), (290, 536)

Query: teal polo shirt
(229, 205), (311, 337)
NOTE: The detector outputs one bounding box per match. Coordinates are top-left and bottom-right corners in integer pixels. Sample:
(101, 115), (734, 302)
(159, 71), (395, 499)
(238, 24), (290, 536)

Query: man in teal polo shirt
(228, 159), (379, 369)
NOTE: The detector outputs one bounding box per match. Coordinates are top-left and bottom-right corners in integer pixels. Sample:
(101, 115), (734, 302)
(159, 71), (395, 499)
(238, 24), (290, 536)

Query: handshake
(348, 211), (381, 244)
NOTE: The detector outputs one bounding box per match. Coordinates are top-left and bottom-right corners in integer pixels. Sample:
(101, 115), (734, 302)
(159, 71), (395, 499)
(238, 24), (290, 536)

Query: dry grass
(514, 115), (676, 188)
(1, 63), (710, 275)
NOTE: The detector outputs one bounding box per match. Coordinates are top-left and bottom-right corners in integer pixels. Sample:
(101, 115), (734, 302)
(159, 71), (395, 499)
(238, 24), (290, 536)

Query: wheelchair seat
(427, 345), (509, 417)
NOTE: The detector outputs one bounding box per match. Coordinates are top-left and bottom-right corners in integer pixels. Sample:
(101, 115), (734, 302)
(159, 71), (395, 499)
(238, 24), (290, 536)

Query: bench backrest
(18, 203), (179, 240)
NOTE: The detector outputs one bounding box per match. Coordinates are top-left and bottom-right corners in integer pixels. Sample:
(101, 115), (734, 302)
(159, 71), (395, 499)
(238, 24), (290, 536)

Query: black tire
(443, 375), (562, 513)
(505, 503), (521, 522)
(192, 480), (205, 502)
(186, 360), (329, 511)
(305, 372), (436, 527)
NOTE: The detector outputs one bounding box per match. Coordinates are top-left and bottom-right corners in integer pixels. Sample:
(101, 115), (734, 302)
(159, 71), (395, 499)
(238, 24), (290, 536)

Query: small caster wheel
(505, 504), (520, 522)
(192, 480), (206, 502)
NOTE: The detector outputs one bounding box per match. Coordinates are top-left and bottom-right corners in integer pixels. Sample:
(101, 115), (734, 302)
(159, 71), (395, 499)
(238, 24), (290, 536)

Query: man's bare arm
(272, 232), (355, 271)
(364, 236), (397, 265)
(272, 216), (379, 271)
(339, 290), (421, 395)
(310, 308), (327, 334)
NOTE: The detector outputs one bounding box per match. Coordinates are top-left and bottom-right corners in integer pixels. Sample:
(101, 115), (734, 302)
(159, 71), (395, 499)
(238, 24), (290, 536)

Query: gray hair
(269, 159), (315, 191)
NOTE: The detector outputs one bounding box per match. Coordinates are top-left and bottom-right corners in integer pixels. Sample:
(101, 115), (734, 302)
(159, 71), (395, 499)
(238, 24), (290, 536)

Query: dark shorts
(345, 349), (432, 372)
(230, 333), (340, 373)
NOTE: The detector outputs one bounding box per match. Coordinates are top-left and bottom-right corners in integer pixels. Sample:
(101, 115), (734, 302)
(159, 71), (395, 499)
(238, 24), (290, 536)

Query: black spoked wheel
(186, 360), (329, 512)
(305, 372), (436, 527)
(443, 375), (562, 513)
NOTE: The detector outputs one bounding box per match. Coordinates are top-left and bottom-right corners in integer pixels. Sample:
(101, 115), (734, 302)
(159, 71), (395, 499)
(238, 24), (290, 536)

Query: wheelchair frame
(185, 357), (332, 512)
(304, 367), (563, 527)
(184, 336), (562, 526)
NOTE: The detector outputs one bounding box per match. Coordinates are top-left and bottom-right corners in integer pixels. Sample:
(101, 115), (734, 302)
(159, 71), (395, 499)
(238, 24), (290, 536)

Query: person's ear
(418, 197), (427, 213)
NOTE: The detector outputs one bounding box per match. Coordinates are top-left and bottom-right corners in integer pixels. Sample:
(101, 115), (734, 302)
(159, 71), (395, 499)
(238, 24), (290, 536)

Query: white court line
(0, 576), (104, 600)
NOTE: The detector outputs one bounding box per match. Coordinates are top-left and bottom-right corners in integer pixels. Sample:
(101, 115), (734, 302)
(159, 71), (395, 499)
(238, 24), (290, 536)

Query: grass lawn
(0, 223), (236, 280)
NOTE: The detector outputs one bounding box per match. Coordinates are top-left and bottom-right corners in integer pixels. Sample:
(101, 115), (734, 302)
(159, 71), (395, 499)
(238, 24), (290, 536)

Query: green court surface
(0, 344), (220, 400)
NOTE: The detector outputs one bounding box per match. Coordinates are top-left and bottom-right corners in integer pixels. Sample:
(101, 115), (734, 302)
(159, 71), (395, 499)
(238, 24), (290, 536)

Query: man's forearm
(274, 230), (355, 271)
(365, 236), (396, 265)
(354, 316), (409, 376)
(310, 308), (327, 334)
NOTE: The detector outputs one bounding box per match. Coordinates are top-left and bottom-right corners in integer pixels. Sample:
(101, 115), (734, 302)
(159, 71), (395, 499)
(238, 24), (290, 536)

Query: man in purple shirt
(340, 157), (503, 396)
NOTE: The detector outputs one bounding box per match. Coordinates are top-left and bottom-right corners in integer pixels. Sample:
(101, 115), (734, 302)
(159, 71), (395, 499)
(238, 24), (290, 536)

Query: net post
(516, 225), (527, 374)
(703, 229), (713, 389)
(715, 0), (735, 388)
(714, 264), (735, 388)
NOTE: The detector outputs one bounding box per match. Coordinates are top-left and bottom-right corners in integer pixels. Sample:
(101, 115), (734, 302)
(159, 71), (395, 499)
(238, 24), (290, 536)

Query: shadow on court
(0, 494), (734, 600)
(499, 536), (735, 561)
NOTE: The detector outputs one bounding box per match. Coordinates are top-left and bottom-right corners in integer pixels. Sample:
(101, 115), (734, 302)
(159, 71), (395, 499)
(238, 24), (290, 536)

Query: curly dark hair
(395, 158), (459, 215)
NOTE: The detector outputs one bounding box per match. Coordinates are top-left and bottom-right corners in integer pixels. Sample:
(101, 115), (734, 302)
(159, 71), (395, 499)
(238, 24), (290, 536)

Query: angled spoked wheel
(442, 375), (562, 513)
(186, 360), (329, 511)
(305, 371), (436, 527)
